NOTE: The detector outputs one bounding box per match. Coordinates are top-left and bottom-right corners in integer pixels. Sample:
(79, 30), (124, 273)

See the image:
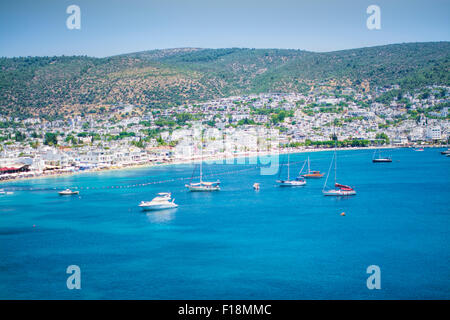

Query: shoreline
(0, 145), (440, 185)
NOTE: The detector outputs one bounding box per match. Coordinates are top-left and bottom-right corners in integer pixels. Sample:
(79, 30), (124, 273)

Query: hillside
(0, 42), (449, 118)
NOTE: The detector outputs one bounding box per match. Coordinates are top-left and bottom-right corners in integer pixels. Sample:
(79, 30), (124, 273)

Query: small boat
(301, 156), (324, 178)
(413, 148), (424, 152)
(253, 183), (260, 190)
(0, 189), (13, 195)
(58, 189), (79, 195)
(139, 192), (178, 211)
(372, 158), (392, 163)
(440, 149), (450, 155)
(372, 149), (392, 163)
(277, 154), (306, 186)
(323, 139), (356, 196)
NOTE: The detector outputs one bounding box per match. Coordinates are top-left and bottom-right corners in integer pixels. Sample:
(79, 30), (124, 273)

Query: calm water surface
(0, 148), (449, 299)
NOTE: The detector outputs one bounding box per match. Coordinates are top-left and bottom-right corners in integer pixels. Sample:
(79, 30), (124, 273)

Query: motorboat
(58, 189), (79, 195)
(139, 192), (178, 210)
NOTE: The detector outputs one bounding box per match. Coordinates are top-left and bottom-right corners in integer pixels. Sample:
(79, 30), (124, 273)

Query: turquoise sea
(0, 148), (449, 299)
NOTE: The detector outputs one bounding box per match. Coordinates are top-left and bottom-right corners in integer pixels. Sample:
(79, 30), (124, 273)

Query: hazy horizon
(1, 41), (449, 59)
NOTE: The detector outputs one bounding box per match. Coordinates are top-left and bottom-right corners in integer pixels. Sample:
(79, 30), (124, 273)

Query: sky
(0, 0), (449, 57)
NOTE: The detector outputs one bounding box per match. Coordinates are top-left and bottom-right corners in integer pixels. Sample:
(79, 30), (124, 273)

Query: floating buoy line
(0, 148), (402, 193)
(2, 165), (261, 192)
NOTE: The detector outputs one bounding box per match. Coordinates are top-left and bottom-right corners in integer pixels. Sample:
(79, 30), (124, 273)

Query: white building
(426, 126), (441, 140)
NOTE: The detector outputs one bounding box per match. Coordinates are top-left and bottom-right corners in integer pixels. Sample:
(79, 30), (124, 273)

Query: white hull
(323, 189), (356, 196)
(139, 192), (178, 210)
(186, 185), (220, 192)
(59, 191), (79, 195)
(277, 180), (306, 186)
(139, 203), (178, 211)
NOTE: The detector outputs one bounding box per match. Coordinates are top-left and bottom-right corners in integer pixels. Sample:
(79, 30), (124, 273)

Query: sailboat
(185, 139), (220, 192)
(301, 156), (324, 178)
(372, 149), (392, 163)
(323, 139), (356, 196)
(277, 153), (306, 186)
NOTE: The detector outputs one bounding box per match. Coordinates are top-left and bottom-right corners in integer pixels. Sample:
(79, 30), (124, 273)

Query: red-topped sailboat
(322, 136), (356, 196)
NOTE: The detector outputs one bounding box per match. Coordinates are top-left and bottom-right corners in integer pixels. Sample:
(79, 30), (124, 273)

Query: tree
(14, 131), (26, 142)
(44, 132), (58, 146)
(175, 112), (193, 125)
(375, 132), (390, 144)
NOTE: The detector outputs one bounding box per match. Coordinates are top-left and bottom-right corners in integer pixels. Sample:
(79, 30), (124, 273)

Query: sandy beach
(0, 145), (434, 185)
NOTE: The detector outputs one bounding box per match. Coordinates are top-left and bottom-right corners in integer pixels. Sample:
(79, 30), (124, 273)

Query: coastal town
(1, 85), (449, 181)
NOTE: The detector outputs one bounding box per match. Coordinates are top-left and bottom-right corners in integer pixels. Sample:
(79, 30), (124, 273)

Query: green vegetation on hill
(0, 42), (449, 117)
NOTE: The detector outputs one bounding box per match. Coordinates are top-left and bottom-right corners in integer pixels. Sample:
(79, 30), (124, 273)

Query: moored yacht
(185, 137), (221, 192)
(372, 149), (392, 162)
(277, 153), (306, 186)
(301, 156), (324, 178)
(186, 181), (220, 191)
(278, 178), (306, 186)
(58, 189), (79, 195)
(139, 192), (178, 210)
(372, 158), (392, 163)
(323, 183), (357, 196)
(322, 135), (356, 196)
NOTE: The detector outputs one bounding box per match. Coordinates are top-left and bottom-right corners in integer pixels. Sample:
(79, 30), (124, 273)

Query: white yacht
(139, 192), (178, 211)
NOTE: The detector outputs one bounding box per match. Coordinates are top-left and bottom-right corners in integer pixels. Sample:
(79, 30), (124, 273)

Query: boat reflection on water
(145, 208), (178, 223)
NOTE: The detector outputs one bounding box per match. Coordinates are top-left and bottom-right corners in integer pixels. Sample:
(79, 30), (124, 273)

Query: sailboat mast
(287, 153), (290, 180)
(308, 156), (310, 174)
(334, 126), (337, 184)
(200, 139), (203, 182)
(334, 150), (337, 184)
(200, 135), (203, 183)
